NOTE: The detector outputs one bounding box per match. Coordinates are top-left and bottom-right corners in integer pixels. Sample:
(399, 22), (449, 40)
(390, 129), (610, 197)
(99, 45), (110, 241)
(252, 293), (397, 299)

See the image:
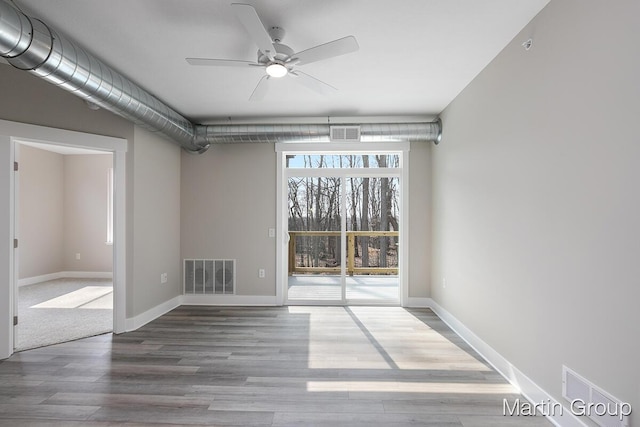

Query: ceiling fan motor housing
(257, 42), (294, 65)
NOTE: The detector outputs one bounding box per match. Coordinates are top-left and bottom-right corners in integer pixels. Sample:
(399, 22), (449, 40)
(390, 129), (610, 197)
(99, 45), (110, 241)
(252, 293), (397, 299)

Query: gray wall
(132, 126), (182, 314)
(0, 64), (134, 140)
(18, 145), (65, 278)
(0, 63), (182, 319)
(63, 154), (113, 272)
(19, 147), (113, 278)
(408, 141), (431, 298)
(432, 0), (639, 419)
(181, 141), (433, 298)
(181, 142), (277, 296)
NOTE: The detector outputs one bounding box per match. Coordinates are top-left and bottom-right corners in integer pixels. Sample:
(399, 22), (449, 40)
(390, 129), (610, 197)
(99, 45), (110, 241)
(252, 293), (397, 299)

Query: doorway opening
(0, 119), (127, 360)
(276, 143), (409, 306)
(14, 141), (114, 350)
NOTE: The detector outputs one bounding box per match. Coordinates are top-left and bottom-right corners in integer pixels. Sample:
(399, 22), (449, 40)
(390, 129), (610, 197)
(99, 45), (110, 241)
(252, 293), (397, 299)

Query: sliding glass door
(284, 153), (401, 305)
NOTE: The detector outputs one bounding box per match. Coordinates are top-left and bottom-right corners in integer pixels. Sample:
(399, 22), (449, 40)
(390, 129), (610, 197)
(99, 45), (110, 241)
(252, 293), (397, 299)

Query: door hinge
(13, 316), (18, 326)
(14, 239), (18, 249)
(14, 161), (18, 172)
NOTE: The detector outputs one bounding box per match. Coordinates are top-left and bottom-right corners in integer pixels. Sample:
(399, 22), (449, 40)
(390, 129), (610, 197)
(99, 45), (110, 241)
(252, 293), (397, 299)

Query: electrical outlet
(160, 273), (168, 284)
(258, 268), (265, 278)
(268, 228), (276, 238)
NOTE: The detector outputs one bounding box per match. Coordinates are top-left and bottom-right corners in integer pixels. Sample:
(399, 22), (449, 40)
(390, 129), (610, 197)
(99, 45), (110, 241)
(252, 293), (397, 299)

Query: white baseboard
(61, 271), (113, 279)
(181, 294), (278, 306)
(18, 272), (62, 287)
(426, 298), (586, 427)
(405, 296), (431, 307)
(125, 295), (182, 332)
(123, 294), (277, 333)
(19, 271), (113, 287)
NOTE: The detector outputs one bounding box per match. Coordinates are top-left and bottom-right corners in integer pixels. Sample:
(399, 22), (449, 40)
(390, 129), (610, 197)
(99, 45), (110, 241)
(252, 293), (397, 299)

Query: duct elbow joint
(183, 138), (211, 155)
(184, 144), (211, 155)
(433, 117), (443, 145)
(183, 127), (211, 154)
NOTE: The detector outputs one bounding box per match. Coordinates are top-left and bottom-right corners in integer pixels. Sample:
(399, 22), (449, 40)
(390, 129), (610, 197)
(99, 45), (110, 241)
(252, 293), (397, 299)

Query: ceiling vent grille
(184, 259), (235, 295)
(330, 125), (361, 142)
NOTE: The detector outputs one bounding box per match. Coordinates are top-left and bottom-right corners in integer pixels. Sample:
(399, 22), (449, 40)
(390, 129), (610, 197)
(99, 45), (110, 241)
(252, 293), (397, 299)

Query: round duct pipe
(194, 120), (442, 145)
(0, 0), (202, 151)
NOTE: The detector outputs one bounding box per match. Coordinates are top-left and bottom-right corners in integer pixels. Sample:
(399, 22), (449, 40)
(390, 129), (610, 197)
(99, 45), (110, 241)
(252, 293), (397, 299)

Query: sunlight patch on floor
(292, 306), (492, 372)
(306, 381), (517, 394)
(31, 286), (113, 309)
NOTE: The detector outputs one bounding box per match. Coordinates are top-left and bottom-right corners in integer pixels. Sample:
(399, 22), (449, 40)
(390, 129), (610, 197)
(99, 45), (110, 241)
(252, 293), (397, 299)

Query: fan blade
(289, 70), (337, 96)
(186, 58), (260, 67)
(292, 36), (359, 66)
(249, 75), (270, 101)
(231, 3), (276, 60)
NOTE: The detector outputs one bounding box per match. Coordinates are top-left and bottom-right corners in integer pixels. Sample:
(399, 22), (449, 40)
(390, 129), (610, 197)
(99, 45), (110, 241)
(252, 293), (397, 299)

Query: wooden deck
(288, 231), (399, 276)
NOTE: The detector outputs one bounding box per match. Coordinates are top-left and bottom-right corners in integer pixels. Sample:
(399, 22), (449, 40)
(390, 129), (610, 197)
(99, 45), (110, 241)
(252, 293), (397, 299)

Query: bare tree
(288, 177), (303, 231)
(361, 155), (370, 267)
(288, 153), (400, 272)
(377, 156), (389, 267)
(347, 156), (361, 257)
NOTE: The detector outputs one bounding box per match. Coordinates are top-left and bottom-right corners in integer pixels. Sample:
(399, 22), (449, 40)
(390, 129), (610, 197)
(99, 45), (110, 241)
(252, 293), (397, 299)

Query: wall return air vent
(562, 366), (631, 427)
(184, 259), (235, 295)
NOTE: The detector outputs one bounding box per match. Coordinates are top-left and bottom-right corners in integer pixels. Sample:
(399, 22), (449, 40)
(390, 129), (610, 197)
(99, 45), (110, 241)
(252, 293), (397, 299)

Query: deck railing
(288, 230), (399, 276)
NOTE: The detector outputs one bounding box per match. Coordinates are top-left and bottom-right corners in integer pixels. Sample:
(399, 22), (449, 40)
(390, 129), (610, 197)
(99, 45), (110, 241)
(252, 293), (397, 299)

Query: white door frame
(275, 142), (410, 306)
(0, 119), (127, 359)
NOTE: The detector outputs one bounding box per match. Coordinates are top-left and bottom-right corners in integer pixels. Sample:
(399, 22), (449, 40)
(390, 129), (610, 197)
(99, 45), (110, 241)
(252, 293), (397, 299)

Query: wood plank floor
(0, 306), (552, 426)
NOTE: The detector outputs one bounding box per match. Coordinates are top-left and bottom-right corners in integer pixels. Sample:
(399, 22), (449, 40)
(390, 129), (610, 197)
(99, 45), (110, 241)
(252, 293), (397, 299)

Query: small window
(286, 154), (400, 168)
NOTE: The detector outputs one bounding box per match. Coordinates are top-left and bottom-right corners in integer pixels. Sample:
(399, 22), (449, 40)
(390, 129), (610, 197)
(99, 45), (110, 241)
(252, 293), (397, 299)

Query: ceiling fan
(185, 3), (359, 101)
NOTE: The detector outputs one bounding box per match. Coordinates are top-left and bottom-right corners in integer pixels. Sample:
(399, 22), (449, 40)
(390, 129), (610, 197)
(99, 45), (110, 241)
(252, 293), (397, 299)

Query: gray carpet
(17, 278), (113, 351)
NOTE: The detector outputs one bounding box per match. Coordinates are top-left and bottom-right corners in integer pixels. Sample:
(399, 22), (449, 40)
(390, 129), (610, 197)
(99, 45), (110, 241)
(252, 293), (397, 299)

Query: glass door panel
(346, 174), (400, 302)
(287, 176), (343, 301)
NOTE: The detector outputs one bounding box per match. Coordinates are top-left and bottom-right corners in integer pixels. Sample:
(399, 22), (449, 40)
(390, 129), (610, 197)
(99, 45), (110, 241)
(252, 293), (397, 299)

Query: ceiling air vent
(184, 259), (235, 295)
(330, 125), (361, 142)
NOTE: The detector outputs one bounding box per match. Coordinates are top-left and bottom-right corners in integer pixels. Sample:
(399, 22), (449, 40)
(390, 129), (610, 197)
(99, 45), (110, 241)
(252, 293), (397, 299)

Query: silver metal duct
(0, 1), (203, 151)
(0, 1), (442, 153)
(196, 121), (442, 144)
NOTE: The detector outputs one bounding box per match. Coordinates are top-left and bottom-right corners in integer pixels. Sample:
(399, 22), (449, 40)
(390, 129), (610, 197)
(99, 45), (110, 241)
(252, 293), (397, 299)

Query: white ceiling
(17, 0), (549, 124)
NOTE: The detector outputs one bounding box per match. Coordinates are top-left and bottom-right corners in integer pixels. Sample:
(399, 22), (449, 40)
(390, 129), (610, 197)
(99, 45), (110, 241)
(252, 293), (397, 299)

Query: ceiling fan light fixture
(266, 63), (287, 78)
